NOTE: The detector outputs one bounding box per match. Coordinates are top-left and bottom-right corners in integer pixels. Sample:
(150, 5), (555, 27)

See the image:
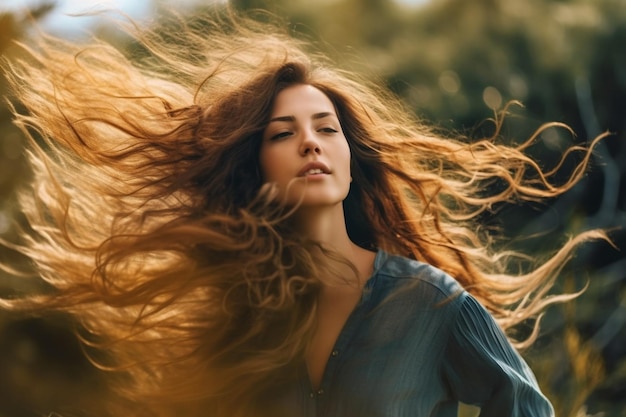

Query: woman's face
(259, 84), (351, 208)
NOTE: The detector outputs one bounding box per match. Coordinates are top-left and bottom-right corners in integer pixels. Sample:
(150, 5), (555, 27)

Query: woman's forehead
(270, 84), (336, 118)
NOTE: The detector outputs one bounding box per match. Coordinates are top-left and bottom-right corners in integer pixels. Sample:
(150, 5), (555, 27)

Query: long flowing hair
(0, 7), (608, 417)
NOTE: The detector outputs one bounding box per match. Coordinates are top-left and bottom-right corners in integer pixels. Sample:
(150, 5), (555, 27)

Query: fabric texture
(277, 250), (554, 417)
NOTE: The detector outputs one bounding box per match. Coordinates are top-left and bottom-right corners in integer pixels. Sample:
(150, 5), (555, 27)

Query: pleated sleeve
(442, 293), (555, 417)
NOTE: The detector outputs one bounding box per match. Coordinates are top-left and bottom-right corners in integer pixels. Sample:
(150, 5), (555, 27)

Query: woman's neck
(294, 204), (352, 248)
(293, 204), (375, 286)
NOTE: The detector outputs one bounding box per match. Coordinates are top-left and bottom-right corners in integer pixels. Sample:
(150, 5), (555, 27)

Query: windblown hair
(0, 7), (607, 417)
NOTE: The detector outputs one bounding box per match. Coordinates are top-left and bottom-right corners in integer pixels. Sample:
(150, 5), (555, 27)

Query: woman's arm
(443, 293), (554, 417)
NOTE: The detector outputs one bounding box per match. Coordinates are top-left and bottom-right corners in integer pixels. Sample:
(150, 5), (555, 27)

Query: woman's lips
(297, 161), (330, 177)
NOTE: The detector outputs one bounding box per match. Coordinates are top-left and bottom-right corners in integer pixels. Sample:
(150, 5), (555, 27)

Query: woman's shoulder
(372, 249), (467, 304)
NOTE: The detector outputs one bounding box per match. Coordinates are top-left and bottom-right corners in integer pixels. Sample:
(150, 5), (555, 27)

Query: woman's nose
(299, 131), (321, 155)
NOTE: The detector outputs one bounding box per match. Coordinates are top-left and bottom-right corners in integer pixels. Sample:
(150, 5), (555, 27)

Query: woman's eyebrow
(268, 115), (295, 123)
(268, 112), (336, 123)
(312, 112), (335, 120)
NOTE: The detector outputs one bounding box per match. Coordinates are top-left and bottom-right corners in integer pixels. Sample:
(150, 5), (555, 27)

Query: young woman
(1, 8), (607, 417)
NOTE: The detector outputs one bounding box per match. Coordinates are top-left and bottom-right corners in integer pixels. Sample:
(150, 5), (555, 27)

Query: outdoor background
(0, 0), (624, 416)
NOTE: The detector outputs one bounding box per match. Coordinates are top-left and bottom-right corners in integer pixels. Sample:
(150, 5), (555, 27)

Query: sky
(1, 0), (431, 35)
(1, 0), (156, 34)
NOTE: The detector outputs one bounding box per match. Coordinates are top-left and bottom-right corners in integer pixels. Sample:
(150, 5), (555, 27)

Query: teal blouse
(278, 250), (554, 417)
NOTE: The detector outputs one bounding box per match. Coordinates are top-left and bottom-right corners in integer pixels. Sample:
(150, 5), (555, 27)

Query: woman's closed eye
(269, 127), (337, 141)
(270, 131), (293, 141)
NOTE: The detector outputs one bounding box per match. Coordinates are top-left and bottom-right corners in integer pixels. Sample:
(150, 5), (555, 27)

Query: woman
(1, 8), (607, 417)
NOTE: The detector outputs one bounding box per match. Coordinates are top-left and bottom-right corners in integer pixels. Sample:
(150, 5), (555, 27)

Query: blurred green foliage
(1, 0), (624, 416)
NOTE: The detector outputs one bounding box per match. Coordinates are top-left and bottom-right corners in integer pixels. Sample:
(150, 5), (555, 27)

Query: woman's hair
(0, 7), (608, 417)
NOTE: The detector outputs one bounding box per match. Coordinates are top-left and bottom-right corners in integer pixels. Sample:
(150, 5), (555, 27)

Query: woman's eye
(271, 131), (292, 140)
(319, 127), (338, 134)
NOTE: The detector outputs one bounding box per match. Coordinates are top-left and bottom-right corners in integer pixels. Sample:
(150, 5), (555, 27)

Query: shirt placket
(309, 276), (378, 417)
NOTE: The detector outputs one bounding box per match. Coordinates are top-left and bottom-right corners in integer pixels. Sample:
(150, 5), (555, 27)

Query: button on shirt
(277, 250), (554, 417)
